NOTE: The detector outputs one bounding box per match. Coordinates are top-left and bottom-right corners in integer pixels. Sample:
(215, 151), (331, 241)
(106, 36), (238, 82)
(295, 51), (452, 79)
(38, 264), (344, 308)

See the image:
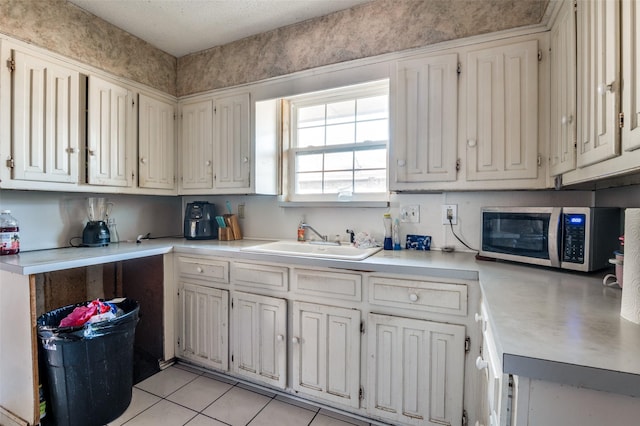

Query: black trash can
(37, 299), (139, 426)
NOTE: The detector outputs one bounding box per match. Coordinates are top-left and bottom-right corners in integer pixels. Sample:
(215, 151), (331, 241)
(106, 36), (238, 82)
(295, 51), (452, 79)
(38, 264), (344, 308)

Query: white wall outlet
(238, 204), (245, 219)
(400, 205), (420, 223)
(442, 204), (458, 225)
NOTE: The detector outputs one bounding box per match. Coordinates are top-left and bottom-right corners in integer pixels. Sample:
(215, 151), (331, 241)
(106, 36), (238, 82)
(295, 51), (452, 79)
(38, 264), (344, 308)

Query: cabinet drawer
(231, 262), (288, 291)
(368, 276), (467, 316)
(292, 268), (361, 301)
(178, 256), (229, 284)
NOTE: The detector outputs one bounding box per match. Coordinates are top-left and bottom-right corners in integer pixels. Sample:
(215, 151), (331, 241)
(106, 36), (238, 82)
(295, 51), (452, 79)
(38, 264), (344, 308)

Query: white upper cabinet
(576, 0), (621, 167)
(214, 93), (251, 190)
(138, 93), (176, 190)
(10, 49), (80, 184)
(549, 0), (577, 177)
(622, 0), (640, 152)
(180, 99), (214, 190)
(391, 53), (458, 189)
(465, 39), (540, 182)
(87, 75), (135, 187)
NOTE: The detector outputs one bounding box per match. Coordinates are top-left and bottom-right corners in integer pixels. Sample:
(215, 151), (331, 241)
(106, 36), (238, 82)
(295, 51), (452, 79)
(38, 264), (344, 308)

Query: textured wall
(177, 0), (549, 96)
(0, 0), (177, 95)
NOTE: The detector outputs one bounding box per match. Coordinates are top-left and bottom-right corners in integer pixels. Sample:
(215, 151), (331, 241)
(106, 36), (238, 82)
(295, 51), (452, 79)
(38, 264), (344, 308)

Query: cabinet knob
(561, 115), (573, 125)
(598, 82), (615, 95)
(475, 356), (489, 370)
(408, 293), (418, 302)
(291, 337), (300, 344)
(467, 139), (477, 147)
(205, 160), (211, 166)
(243, 156), (249, 163)
(196, 266), (203, 273)
(140, 157), (147, 164)
(276, 334), (284, 341)
(88, 149), (95, 156)
(474, 313), (483, 323)
(397, 159), (406, 167)
(66, 147), (76, 154)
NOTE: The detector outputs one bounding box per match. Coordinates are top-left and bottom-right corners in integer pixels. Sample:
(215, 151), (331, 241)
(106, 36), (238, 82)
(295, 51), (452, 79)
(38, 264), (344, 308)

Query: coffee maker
(82, 197), (110, 247)
(184, 201), (217, 240)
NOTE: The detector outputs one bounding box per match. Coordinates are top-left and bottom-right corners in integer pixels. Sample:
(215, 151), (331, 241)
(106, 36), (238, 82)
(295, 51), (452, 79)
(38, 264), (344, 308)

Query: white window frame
(283, 80), (390, 203)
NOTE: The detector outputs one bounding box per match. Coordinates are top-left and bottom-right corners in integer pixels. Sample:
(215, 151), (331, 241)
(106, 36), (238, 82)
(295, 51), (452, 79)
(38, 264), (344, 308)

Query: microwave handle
(548, 207), (562, 268)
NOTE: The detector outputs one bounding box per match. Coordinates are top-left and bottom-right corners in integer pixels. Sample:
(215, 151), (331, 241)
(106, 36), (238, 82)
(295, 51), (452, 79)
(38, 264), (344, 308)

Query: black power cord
(448, 218), (477, 252)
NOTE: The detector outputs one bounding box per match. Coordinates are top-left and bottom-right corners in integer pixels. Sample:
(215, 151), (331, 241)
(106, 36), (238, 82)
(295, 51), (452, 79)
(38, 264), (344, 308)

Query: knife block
(219, 214), (242, 240)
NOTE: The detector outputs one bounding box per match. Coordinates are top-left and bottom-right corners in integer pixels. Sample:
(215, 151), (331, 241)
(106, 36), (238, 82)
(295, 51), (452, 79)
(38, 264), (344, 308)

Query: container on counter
(0, 210), (20, 255)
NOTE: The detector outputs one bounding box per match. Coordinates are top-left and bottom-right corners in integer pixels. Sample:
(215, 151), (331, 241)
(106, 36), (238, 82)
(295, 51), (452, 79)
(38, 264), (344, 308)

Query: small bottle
(0, 210), (20, 255)
(383, 213), (393, 250)
(297, 219), (305, 242)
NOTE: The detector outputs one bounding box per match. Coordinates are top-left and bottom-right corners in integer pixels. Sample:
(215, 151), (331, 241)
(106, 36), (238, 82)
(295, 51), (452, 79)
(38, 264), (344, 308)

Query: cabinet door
(178, 282), (229, 371)
(466, 39), (539, 181)
(231, 291), (287, 389)
(391, 53), (458, 187)
(549, 1), (577, 176)
(623, 0), (640, 151)
(138, 93), (176, 190)
(87, 75), (135, 187)
(576, 0), (620, 167)
(12, 50), (80, 183)
(215, 93), (250, 189)
(291, 301), (360, 408)
(367, 313), (465, 426)
(181, 99), (214, 190)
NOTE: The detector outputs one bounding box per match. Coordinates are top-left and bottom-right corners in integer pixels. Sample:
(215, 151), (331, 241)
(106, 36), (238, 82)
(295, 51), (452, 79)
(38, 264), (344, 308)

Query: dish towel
(621, 208), (640, 324)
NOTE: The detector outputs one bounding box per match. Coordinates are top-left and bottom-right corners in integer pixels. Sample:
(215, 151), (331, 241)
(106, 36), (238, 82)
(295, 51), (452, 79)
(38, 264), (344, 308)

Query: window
(284, 80), (389, 202)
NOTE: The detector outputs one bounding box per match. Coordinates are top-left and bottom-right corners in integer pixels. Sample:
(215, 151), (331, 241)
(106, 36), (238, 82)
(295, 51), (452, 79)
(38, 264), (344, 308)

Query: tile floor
(108, 364), (380, 426)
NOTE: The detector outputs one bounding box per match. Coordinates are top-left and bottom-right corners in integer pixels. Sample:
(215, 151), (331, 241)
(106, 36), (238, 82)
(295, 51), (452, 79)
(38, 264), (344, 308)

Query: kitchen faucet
(301, 223), (340, 246)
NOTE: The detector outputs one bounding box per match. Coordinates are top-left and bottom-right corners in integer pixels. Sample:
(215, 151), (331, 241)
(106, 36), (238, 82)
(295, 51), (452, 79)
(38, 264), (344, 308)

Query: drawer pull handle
(277, 334), (284, 342)
(475, 313), (483, 323)
(196, 266), (203, 273)
(408, 293), (418, 302)
(291, 337), (300, 344)
(475, 356), (488, 371)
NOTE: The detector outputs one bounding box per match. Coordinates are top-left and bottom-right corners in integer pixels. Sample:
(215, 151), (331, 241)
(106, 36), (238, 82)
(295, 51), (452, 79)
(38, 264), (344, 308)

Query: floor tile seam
(196, 379), (240, 414)
(117, 389), (165, 425)
(193, 411), (234, 425)
(242, 392), (278, 425)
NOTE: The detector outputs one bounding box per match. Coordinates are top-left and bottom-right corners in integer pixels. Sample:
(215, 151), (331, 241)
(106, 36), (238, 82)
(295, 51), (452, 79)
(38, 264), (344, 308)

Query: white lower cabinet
(178, 282), (229, 371)
(291, 301), (361, 408)
(367, 313), (466, 426)
(231, 291), (287, 389)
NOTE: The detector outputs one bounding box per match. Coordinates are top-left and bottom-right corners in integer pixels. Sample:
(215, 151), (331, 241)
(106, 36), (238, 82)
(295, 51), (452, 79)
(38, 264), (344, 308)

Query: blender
(82, 197), (110, 247)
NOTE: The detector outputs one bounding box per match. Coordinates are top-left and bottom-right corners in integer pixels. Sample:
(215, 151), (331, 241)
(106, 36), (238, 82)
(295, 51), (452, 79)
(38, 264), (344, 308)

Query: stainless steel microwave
(480, 207), (621, 271)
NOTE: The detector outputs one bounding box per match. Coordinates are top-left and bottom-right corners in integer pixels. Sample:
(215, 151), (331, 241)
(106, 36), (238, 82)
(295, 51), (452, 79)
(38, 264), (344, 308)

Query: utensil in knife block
(224, 214), (242, 240)
(218, 227), (232, 240)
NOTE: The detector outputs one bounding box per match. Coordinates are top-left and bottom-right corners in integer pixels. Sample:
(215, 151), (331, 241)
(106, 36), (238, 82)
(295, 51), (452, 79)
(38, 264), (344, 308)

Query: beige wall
(177, 0), (549, 96)
(0, 0), (176, 95)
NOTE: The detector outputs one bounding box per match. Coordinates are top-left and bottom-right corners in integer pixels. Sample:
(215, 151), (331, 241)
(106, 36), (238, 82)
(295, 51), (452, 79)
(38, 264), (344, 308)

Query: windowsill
(277, 197), (389, 208)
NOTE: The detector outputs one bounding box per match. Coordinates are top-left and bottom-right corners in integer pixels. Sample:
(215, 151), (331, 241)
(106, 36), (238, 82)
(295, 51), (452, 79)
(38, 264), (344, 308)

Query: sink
(241, 241), (382, 261)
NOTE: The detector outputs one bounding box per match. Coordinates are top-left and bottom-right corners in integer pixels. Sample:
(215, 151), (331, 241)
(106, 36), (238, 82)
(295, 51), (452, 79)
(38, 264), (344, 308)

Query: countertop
(1, 238), (638, 397)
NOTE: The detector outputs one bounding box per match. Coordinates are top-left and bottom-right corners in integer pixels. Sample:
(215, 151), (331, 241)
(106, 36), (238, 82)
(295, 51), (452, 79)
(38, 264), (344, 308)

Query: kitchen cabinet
(548, 0), (577, 177)
(87, 75), (136, 187)
(465, 39), (540, 182)
(367, 313), (465, 426)
(179, 92), (251, 194)
(231, 291), (287, 389)
(180, 99), (214, 190)
(178, 282), (229, 371)
(291, 301), (361, 408)
(622, 0), (640, 151)
(390, 52), (459, 189)
(8, 48), (81, 185)
(138, 93), (176, 190)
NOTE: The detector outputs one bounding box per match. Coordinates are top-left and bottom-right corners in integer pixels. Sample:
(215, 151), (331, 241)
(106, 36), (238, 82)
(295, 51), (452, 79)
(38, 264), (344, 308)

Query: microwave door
(548, 207), (561, 268)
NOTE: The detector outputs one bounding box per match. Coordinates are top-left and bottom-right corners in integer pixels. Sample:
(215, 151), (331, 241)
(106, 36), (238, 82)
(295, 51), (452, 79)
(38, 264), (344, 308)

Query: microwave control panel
(563, 214), (586, 264)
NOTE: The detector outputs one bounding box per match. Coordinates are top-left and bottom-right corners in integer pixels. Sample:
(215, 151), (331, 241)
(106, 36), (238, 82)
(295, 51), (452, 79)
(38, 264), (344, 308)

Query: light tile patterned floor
(108, 364), (377, 426)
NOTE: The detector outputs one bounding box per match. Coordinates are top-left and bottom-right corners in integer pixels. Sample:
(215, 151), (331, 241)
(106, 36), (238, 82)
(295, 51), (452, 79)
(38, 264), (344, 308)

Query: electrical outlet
(238, 204), (245, 219)
(442, 204), (458, 225)
(400, 205), (420, 223)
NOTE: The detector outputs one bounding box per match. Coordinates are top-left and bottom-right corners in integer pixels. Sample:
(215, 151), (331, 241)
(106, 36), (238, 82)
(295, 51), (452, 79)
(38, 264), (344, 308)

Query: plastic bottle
(107, 218), (119, 243)
(383, 213), (393, 250)
(0, 210), (20, 255)
(393, 218), (401, 250)
(297, 218), (305, 242)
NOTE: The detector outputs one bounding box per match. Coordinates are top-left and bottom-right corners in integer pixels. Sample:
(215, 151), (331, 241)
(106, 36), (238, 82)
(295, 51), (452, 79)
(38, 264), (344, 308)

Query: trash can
(37, 299), (139, 426)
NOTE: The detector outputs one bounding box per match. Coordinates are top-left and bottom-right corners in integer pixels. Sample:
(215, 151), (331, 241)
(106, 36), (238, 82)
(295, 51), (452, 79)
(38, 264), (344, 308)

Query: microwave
(480, 207), (621, 271)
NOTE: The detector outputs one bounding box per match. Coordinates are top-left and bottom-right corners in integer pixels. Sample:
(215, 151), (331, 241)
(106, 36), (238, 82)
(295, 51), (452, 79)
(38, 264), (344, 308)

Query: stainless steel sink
(241, 240), (382, 260)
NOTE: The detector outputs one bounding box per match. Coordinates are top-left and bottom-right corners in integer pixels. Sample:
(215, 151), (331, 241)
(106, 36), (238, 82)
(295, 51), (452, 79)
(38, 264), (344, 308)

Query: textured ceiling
(68, 0), (373, 57)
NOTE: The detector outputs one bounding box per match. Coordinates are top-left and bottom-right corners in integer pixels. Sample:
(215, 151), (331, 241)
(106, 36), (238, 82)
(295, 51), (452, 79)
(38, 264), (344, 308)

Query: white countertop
(2, 238), (638, 396)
